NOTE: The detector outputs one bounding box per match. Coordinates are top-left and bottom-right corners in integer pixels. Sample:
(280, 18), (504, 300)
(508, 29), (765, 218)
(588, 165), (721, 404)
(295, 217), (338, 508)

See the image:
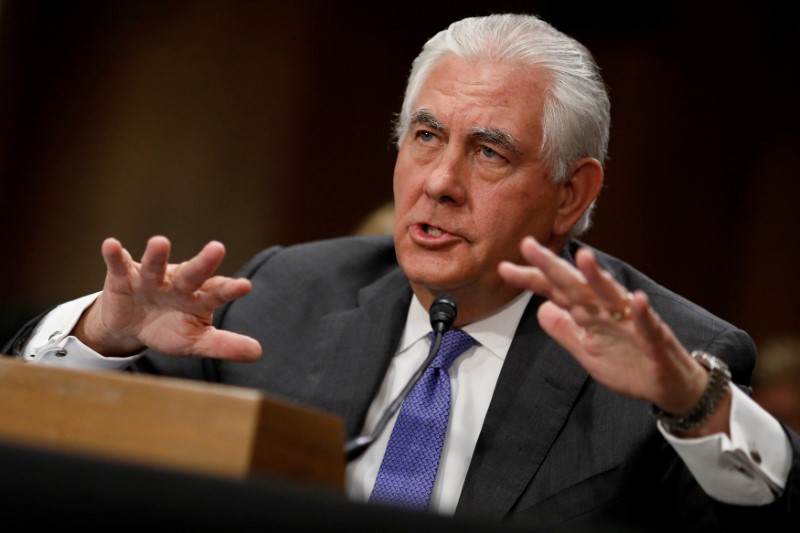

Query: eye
(417, 130), (436, 143)
(481, 146), (499, 159)
(479, 145), (509, 162)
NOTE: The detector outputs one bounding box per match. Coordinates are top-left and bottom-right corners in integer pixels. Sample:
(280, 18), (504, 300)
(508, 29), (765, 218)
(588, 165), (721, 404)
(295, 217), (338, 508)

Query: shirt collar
(398, 291), (533, 362)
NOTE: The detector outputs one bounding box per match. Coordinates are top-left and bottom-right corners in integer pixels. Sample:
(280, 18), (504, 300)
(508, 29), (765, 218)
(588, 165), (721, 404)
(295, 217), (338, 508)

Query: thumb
(537, 301), (585, 356)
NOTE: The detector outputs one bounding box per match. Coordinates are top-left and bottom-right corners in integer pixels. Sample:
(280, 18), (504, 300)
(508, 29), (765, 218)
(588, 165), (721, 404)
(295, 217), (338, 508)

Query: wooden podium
(0, 357), (345, 491)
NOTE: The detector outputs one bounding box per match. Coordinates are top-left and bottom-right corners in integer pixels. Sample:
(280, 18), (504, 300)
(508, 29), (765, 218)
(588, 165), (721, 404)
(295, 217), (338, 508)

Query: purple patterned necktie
(369, 329), (476, 510)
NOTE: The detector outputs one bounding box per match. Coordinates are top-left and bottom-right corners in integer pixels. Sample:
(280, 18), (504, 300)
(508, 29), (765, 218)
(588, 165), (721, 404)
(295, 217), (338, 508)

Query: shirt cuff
(659, 385), (792, 505)
(21, 292), (144, 371)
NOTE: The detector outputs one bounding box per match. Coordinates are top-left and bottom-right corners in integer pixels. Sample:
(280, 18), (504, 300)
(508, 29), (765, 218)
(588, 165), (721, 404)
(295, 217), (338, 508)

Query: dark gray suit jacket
(5, 235), (798, 530)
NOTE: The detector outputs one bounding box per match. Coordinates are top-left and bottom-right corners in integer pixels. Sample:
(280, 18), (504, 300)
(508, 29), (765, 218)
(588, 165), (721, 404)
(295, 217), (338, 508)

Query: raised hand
(498, 237), (716, 422)
(73, 236), (261, 361)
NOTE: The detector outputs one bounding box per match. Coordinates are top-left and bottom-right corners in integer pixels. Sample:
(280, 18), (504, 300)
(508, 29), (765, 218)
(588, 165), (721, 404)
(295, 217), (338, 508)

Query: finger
(629, 291), (673, 348)
(519, 237), (598, 312)
(536, 300), (587, 357)
(629, 292), (696, 390)
(173, 241), (227, 293)
(140, 236), (172, 285)
(498, 261), (554, 295)
(196, 277), (253, 310)
(194, 328), (262, 362)
(499, 261), (585, 312)
(101, 237), (132, 277)
(575, 248), (632, 318)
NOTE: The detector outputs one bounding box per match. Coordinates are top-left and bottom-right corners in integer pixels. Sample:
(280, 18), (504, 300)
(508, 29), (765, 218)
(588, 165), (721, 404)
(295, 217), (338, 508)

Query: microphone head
(430, 293), (457, 334)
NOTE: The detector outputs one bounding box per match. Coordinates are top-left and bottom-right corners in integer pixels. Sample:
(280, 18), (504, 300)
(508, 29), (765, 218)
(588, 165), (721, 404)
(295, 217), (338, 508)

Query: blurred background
(1, 0), (799, 410)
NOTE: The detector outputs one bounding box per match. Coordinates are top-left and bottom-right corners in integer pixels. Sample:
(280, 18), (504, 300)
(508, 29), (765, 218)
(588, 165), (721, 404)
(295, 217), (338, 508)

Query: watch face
(691, 350), (731, 377)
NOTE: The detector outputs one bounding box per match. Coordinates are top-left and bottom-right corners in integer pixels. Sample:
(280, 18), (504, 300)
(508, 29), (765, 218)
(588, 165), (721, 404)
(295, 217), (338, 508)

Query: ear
(553, 157), (604, 236)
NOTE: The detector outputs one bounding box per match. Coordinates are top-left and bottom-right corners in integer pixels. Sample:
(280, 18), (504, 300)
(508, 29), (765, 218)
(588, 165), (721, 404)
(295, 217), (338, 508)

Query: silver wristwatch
(651, 350), (731, 433)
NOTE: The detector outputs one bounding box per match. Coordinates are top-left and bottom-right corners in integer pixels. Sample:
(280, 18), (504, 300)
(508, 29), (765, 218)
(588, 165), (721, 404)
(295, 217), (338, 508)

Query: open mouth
(422, 224), (444, 236)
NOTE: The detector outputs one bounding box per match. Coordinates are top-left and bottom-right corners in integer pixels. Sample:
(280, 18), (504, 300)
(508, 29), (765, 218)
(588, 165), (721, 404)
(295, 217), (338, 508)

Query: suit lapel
(456, 294), (589, 518)
(312, 268), (413, 437)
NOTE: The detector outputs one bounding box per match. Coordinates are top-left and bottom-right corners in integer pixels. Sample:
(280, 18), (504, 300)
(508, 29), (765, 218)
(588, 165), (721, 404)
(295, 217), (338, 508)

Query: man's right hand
(72, 236), (262, 361)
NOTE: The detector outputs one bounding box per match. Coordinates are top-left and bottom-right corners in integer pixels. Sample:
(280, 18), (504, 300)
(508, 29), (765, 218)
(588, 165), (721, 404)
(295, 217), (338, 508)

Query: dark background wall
(1, 0), (798, 354)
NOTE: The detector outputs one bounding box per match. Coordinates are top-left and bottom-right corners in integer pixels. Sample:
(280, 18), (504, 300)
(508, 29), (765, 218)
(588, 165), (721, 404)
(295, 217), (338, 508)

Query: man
(5, 13), (797, 530)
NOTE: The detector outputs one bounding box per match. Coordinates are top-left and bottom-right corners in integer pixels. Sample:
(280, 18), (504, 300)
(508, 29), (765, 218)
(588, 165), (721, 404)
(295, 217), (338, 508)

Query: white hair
(394, 14), (611, 237)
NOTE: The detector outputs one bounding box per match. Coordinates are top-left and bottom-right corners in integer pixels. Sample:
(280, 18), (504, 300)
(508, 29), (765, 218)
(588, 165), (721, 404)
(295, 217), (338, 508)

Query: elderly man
(6, 13), (797, 530)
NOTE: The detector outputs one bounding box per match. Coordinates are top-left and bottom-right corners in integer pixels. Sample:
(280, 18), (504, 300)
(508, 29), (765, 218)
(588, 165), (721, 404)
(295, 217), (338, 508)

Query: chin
(398, 244), (474, 284)
(403, 265), (471, 293)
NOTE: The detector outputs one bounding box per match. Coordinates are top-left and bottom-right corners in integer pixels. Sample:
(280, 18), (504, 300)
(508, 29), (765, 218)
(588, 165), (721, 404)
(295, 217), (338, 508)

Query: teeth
(425, 225), (444, 236)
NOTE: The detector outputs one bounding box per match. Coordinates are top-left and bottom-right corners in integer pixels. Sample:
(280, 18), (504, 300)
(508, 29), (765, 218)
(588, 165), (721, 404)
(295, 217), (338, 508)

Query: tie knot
(430, 329), (475, 369)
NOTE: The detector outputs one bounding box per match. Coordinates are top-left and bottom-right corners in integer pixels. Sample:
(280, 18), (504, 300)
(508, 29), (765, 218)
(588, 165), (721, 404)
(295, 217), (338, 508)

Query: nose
(424, 146), (466, 205)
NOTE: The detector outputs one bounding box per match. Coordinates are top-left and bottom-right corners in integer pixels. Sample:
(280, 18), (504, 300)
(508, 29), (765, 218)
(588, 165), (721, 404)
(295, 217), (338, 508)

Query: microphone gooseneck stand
(343, 294), (458, 462)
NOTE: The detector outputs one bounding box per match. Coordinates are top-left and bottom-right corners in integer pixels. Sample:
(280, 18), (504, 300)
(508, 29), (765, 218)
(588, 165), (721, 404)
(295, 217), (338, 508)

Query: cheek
(480, 185), (558, 240)
(393, 156), (423, 210)
(392, 177), (412, 214)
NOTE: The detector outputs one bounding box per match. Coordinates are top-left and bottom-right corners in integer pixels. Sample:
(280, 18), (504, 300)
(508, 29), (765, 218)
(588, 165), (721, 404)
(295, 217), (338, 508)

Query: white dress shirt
(19, 291), (793, 512)
(347, 292), (530, 514)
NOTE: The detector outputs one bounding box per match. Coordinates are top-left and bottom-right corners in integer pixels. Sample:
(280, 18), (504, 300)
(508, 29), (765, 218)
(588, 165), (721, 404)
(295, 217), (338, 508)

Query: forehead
(412, 54), (549, 143)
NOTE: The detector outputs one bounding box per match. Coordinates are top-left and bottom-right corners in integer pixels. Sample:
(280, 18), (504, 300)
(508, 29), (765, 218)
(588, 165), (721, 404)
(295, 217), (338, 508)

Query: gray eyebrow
(409, 109), (446, 133)
(409, 109), (521, 153)
(469, 126), (520, 153)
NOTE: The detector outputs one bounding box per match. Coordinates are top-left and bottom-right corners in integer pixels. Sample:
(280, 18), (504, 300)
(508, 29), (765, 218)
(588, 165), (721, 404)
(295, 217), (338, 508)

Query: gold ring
(610, 292), (633, 321)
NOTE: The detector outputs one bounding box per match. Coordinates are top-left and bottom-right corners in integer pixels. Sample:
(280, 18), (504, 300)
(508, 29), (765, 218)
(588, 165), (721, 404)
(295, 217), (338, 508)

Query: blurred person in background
(752, 335), (800, 433)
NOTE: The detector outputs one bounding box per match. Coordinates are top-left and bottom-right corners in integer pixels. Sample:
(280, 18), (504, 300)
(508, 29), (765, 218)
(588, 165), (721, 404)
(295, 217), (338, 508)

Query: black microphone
(344, 293), (458, 462)
(429, 293), (457, 334)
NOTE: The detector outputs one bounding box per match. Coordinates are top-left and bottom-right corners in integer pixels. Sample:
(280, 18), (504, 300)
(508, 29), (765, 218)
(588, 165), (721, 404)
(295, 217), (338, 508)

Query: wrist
(73, 303), (145, 357)
(652, 350), (731, 435)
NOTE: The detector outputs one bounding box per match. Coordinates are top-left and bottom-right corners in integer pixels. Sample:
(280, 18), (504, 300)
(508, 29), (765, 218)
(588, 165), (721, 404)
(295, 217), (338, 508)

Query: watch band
(651, 350), (731, 433)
